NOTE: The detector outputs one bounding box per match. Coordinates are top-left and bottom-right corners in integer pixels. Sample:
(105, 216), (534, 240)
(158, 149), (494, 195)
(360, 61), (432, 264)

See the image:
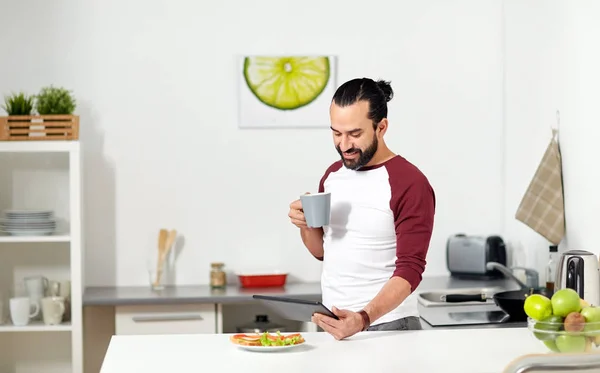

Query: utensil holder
(147, 248), (169, 291)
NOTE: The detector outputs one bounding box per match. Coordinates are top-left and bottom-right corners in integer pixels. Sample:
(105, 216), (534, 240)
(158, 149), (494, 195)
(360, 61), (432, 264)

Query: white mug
(10, 297), (40, 326)
(41, 296), (65, 325)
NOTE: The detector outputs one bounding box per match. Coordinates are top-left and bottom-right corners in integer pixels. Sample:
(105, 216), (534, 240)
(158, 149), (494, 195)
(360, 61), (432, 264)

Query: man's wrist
(358, 310), (371, 331)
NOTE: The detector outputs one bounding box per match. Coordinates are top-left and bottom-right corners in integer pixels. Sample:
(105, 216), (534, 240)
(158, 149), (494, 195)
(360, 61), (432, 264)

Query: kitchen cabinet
(115, 304), (217, 335)
(83, 278), (523, 373)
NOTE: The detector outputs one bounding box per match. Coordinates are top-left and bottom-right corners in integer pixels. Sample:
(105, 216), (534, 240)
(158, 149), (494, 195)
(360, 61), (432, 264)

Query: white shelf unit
(0, 321), (73, 332)
(0, 141), (82, 373)
(0, 235), (72, 243)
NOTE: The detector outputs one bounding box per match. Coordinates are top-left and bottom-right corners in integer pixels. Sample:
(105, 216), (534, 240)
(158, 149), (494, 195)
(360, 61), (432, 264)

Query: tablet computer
(252, 294), (339, 322)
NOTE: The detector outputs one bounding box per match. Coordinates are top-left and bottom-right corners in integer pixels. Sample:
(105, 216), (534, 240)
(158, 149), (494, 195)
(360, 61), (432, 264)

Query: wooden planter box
(0, 115), (79, 141)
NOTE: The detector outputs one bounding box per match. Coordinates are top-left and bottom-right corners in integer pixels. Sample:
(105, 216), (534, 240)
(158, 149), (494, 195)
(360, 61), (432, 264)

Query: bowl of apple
(525, 288), (600, 353)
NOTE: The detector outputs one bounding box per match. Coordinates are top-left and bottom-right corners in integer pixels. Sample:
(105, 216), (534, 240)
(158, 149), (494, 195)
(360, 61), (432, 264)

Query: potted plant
(0, 85), (79, 141)
(2, 92), (34, 116)
(35, 85), (77, 115)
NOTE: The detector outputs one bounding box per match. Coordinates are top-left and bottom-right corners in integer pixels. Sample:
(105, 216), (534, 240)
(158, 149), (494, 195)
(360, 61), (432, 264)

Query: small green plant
(2, 92), (34, 115)
(35, 85), (76, 115)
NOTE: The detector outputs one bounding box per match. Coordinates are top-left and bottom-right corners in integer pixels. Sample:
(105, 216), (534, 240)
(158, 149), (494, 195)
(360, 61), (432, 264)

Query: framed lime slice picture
(238, 55), (337, 129)
(243, 56), (331, 111)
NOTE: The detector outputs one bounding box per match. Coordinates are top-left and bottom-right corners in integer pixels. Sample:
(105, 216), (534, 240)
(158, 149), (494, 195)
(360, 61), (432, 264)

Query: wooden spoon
(155, 229), (177, 286)
(154, 229), (168, 286)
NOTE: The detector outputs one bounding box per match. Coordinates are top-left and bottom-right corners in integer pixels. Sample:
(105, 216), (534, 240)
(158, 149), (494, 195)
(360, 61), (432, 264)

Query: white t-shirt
(316, 155), (436, 326)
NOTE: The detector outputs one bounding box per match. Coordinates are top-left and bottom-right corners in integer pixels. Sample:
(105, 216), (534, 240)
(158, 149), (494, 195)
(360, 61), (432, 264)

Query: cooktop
(420, 309), (510, 327)
(416, 301), (524, 327)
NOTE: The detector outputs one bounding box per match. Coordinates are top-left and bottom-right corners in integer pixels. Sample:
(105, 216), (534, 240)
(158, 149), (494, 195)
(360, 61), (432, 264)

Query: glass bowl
(528, 316), (600, 353)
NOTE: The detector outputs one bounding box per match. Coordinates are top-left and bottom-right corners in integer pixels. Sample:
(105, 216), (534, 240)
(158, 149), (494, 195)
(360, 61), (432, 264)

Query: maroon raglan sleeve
(312, 161), (342, 261)
(318, 161), (342, 193)
(387, 161), (436, 292)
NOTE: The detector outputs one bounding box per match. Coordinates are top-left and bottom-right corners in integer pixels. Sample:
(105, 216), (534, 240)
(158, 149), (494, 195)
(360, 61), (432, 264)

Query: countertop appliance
(555, 249), (600, 306)
(446, 234), (507, 280)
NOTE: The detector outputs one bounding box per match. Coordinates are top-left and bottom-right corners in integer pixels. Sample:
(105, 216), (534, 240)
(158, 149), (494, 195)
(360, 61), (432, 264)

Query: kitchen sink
(417, 287), (505, 307)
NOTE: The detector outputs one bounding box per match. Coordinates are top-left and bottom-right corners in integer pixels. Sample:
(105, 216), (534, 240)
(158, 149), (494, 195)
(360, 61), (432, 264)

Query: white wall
(503, 0), (600, 282)
(1, 0), (506, 287)
(502, 0), (568, 280)
(0, 0), (507, 287)
(559, 1), (600, 260)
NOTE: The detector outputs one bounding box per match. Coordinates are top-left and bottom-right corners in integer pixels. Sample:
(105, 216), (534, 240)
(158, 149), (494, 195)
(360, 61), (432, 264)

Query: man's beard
(336, 135), (378, 170)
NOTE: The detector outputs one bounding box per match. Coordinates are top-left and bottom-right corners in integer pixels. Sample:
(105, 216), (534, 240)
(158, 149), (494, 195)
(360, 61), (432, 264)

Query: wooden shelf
(0, 234), (71, 243)
(0, 321), (72, 332)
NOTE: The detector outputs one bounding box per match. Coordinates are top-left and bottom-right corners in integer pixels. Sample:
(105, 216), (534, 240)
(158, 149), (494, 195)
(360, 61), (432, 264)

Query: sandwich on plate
(230, 331), (305, 347)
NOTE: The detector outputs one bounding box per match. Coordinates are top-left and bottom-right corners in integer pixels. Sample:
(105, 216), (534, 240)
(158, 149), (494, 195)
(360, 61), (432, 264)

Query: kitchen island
(84, 276), (529, 373)
(99, 328), (592, 373)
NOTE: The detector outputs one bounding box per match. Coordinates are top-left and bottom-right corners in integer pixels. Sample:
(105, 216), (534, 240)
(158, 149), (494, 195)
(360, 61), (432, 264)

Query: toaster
(446, 234), (507, 279)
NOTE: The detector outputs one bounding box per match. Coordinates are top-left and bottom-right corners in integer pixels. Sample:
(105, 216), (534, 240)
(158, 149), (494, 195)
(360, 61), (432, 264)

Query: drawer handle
(131, 313), (204, 322)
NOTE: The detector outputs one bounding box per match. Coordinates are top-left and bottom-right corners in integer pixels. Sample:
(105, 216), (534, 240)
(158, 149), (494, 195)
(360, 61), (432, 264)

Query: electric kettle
(555, 249), (600, 306)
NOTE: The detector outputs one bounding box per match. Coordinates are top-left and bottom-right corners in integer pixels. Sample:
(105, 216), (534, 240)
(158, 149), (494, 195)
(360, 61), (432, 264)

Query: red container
(237, 271), (288, 288)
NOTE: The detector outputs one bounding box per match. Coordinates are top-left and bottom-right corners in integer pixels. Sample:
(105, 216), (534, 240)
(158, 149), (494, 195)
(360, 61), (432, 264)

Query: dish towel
(515, 129), (565, 245)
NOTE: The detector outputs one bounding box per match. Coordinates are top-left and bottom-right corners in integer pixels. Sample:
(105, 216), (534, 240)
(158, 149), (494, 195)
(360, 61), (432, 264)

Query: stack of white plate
(0, 210), (57, 236)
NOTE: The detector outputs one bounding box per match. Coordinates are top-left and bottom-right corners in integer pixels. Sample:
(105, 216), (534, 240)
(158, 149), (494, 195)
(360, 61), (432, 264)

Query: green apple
(551, 289), (582, 317)
(543, 339), (560, 352)
(533, 315), (563, 341)
(581, 306), (600, 335)
(524, 294), (553, 321)
(581, 306), (600, 322)
(555, 334), (587, 353)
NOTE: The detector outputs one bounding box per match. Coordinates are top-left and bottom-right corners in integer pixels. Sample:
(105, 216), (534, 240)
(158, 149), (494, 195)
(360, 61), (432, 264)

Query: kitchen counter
(83, 275), (519, 306)
(83, 282), (322, 306)
(99, 328), (562, 373)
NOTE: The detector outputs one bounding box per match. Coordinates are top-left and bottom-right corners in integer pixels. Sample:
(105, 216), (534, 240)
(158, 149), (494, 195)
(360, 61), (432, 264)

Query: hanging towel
(515, 129), (565, 245)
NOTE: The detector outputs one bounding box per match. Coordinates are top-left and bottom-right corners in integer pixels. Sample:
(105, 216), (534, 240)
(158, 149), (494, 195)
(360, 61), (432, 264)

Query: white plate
(4, 211), (53, 216)
(1, 228), (56, 230)
(1, 224), (56, 228)
(1, 221), (56, 225)
(5, 212), (52, 215)
(4, 209), (53, 214)
(235, 343), (306, 352)
(0, 229), (56, 236)
(0, 220), (56, 227)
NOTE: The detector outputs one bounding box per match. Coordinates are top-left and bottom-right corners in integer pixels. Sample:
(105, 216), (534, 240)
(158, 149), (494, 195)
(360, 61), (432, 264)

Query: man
(288, 77), (436, 340)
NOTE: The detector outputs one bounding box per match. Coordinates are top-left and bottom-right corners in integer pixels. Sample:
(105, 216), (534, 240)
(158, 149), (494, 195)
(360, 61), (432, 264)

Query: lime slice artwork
(243, 56), (331, 111)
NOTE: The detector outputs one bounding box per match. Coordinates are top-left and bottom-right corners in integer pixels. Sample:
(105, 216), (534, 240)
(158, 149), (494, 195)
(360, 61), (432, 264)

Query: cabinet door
(115, 304), (216, 335)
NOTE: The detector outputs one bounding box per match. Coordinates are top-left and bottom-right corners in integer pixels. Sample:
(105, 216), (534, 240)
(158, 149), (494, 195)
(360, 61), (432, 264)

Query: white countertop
(99, 328), (561, 373)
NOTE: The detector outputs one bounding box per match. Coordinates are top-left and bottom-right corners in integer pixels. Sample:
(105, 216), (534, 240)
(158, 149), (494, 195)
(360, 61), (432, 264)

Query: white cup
(10, 297), (40, 326)
(41, 296), (65, 325)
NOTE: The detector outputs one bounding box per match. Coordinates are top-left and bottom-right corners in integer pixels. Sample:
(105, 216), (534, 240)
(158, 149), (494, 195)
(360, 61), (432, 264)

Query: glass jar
(210, 263), (226, 289)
